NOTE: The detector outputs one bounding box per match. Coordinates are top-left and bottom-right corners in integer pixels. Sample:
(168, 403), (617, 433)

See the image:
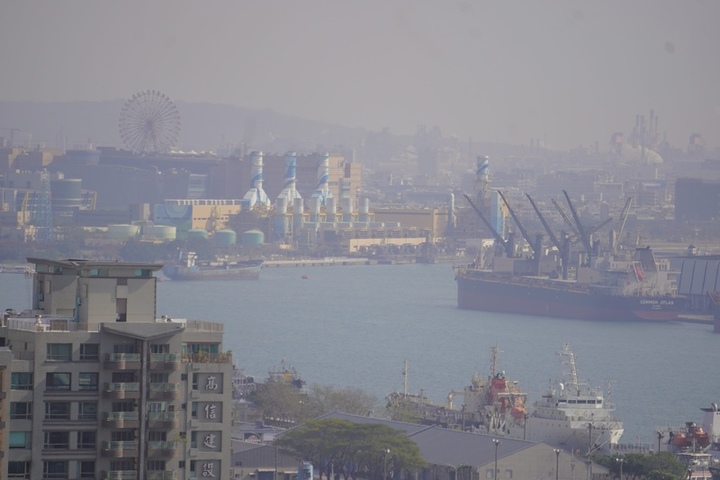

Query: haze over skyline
(2, 1), (719, 151)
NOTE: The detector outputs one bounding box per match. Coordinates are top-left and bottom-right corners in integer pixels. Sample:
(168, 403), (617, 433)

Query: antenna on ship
(403, 359), (409, 396)
(490, 344), (502, 378)
(558, 343), (580, 395)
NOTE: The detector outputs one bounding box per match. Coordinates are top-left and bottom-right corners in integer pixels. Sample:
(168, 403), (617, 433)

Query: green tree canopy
(275, 419), (426, 480)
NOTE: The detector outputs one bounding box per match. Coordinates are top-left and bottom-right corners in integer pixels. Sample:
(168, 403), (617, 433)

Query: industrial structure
(0, 258), (234, 479)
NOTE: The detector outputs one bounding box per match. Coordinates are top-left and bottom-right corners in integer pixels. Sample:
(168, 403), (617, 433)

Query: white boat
(508, 343), (624, 454)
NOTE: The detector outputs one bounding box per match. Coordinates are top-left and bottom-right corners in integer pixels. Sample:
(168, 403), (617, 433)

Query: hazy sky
(2, 1), (719, 150)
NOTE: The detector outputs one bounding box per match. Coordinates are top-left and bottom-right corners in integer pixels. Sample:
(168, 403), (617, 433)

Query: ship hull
(457, 272), (683, 322)
(163, 261), (262, 281)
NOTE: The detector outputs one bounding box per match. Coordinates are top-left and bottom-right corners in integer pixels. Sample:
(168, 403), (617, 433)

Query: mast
(403, 359), (409, 396)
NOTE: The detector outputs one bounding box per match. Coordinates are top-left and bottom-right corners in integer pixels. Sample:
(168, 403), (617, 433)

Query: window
(10, 402), (32, 419)
(7, 461), (30, 479)
(79, 343), (99, 361)
(78, 461), (95, 479)
(112, 401), (135, 412)
(78, 402), (97, 420)
(43, 461), (68, 479)
(147, 460), (166, 472)
(78, 372), (99, 391)
(77, 431), (96, 449)
(11, 372), (33, 390)
(46, 343), (72, 361)
(9, 432), (31, 449)
(111, 431), (134, 442)
(46, 373), (71, 391)
(45, 402), (70, 420)
(150, 343), (170, 354)
(184, 343), (219, 354)
(44, 431), (70, 449)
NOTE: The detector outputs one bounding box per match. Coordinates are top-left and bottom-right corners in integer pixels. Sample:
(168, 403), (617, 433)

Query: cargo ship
(455, 245), (684, 322)
(162, 251), (262, 281)
(386, 347), (527, 435)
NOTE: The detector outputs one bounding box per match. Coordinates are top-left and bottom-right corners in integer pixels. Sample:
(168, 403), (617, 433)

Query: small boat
(301, 274), (309, 280)
(162, 251), (262, 281)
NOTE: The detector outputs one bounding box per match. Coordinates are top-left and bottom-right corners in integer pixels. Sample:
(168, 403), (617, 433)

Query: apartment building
(1, 258), (233, 480)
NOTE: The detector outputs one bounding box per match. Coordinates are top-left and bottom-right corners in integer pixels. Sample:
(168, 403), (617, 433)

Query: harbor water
(2, 263), (718, 447)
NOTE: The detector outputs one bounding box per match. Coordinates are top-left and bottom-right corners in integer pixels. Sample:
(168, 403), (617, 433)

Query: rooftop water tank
(214, 229), (237, 247)
(240, 229), (264, 246)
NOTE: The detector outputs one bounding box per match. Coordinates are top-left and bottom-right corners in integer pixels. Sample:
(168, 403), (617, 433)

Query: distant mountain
(0, 100), (370, 154)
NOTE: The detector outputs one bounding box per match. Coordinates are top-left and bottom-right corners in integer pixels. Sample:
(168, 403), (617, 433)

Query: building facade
(1, 258), (233, 480)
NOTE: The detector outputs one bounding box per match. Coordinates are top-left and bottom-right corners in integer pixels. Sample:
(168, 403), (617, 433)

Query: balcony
(103, 411), (140, 429)
(147, 440), (178, 459)
(101, 440), (139, 458)
(103, 470), (138, 480)
(149, 353), (180, 370)
(105, 353), (141, 370)
(147, 411), (179, 429)
(104, 382), (140, 400)
(147, 471), (177, 480)
(148, 382), (180, 400)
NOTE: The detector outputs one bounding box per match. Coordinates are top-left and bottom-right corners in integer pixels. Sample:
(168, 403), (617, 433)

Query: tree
(592, 451), (687, 480)
(275, 419), (426, 480)
(247, 381), (314, 427)
(306, 385), (378, 417)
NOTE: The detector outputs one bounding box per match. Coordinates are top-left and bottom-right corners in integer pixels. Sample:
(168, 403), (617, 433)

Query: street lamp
(384, 448), (391, 480)
(615, 457), (624, 480)
(554, 449), (561, 480)
(493, 439), (501, 480)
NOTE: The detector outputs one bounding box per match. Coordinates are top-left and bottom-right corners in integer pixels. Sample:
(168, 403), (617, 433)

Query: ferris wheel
(119, 90), (181, 154)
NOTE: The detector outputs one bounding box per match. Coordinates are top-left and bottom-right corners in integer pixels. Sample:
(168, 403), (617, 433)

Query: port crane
(497, 190), (542, 275)
(611, 197), (633, 254)
(554, 191), (613, 266)
(463, 193), (515, 258)
(526, 194), (571, 279)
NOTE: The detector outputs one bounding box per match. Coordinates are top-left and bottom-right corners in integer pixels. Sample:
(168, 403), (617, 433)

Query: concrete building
(1, 258), (234, 480)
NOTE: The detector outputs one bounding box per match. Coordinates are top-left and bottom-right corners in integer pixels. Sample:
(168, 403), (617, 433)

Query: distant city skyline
(2, 1), (719, 151)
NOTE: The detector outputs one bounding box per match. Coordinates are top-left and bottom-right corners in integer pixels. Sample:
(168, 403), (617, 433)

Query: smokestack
(242, 151), (270, 207)
(326, 197), (337, 223)
(277, 151), (302, 203)
(292, 198), (305, 236)
(340, 179), (353, 222)
(359, 197), (370, 222)
(274, 196), (289, 242)
(447, 192), (456, 234)
(310, 152), (332, 206)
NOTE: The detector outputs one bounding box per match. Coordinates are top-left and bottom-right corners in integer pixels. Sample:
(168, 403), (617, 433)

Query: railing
(105, 411), (140, 422)
(103, 441), (139, 451)
(147, 471), (177, 480)
(148, 411), (178, 422)
(184, 320), (224, 333)
(150, 353), (181, 363)
(106, 353), (141, 362)
(149, 383), (180, 393)
(105, 382), (140, 392)
(103, 470), (138, 480)
(182, 352), (232, 364)
(148, 440), (178, 450)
